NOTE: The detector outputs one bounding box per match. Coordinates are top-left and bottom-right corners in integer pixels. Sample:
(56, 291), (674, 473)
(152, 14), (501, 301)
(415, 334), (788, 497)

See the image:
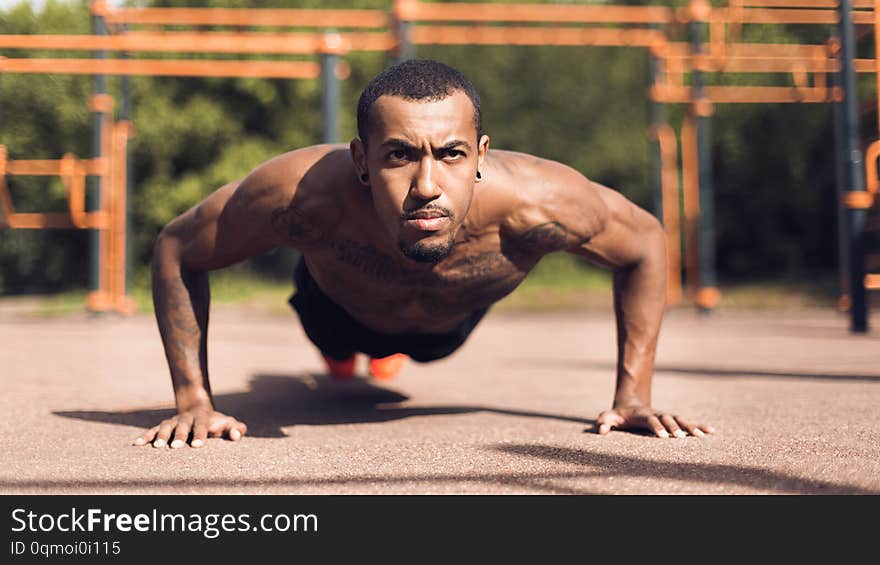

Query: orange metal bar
(101, 7), (389, 29)
(64, 159), (89, 229)
(650, 124), (683, 306)
(854, 57), (877, 71)
(712, 7), (875, 25)
(412, 3), (675, 23)
(0, 32), (395, 54)
(97, 103), (112, 302)
(108, 122), (123, 312)
(875, 0), (880, 133)
(0, 146), (108, 230)
(4, 213), (80, 229)
(0, 58), (322, 79)
(864, 140), (880, 198)
(6, 160), (67, 175)
(0, 32), (318, 53)
(709, 11), (727, 66)
(740, 0), (870, 7)
(665, 41), (833, 58)
(412, 26), (666, 47)
(1, 205), (107, 230)
(652, 84), (832, 103)
(684, 56), (841, 72)
(116, 31), (340, 55)
(5, 158), (105, 176)
(680, 116), (700, 296)
(0, 145), (13, 227)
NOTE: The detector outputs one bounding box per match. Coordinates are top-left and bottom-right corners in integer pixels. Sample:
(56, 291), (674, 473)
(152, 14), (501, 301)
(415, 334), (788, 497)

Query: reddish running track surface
(1, 306), (878, 494)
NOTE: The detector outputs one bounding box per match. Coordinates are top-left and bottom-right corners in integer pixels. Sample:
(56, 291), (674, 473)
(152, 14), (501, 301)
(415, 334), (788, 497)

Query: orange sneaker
(368, 353), (409, 380)
(322, 353), (357, 379)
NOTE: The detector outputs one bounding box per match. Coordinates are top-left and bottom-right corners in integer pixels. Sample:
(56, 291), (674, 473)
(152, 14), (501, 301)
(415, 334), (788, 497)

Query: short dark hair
(356, 59), (483, 144)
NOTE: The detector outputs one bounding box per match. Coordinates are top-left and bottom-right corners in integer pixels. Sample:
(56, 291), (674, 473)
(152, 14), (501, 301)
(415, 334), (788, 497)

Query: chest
(307, 235), (534, 317)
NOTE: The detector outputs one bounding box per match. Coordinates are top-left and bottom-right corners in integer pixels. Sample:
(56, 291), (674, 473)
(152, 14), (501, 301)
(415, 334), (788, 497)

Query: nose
(410, 156), (442, 200)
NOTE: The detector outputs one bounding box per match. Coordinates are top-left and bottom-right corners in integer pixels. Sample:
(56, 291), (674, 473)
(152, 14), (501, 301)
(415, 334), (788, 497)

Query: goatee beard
(399, 236), (456, 264)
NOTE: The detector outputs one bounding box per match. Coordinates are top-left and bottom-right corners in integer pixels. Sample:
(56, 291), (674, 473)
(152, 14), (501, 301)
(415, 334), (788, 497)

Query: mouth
(405, 216), (450, 232)
(402, 207), (452, 232)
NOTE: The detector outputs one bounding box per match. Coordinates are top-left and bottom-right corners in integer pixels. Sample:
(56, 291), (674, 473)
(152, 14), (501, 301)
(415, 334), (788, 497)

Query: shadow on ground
(3, 443), (873, 494)
(504, 359), (880, 382)
(494, 444), (879, 495)
(54, 373), (595, 438)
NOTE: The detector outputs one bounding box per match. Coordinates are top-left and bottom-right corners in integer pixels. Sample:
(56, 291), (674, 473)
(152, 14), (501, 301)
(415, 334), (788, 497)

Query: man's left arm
(564, 178), (715, 438)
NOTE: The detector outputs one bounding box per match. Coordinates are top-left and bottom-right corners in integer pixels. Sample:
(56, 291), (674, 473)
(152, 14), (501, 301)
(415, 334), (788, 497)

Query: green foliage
(0, 0), (859, 296)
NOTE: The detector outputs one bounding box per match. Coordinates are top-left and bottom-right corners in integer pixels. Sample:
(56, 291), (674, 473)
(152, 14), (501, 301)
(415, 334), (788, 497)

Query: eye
(443, 149), (466, 160)
(387, 149), (407, 161)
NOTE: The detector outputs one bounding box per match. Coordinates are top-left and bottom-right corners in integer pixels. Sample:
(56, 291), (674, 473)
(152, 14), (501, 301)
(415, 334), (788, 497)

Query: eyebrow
(380, 138), (473, 153)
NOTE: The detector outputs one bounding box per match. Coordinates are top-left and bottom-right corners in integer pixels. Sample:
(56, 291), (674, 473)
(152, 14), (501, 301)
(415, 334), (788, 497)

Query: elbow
(152, 227), (177, 263)
(151, 226), (185, 282)
(647, 214), (667, 253)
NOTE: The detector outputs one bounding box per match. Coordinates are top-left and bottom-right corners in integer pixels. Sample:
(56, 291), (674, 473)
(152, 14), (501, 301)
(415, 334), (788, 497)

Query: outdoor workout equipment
(0, 0), (376, 314)
(0, 95), (134, 313)
(0, 0), (876, 333)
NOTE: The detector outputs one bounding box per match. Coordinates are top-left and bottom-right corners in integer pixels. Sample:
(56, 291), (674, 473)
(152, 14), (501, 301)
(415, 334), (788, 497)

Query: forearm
(611, 226), (667, 408)
(152, 233), (213, 412)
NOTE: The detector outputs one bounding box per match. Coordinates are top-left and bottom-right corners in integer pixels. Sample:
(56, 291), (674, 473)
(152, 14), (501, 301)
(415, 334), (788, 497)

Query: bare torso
(269, 146), (580, 334)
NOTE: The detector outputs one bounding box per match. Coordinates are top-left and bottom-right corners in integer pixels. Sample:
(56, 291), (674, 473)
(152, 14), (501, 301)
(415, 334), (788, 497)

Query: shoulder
(233, 144), (350, 207)
(487, 150), (609, 254)
(227, 144), (353, 246)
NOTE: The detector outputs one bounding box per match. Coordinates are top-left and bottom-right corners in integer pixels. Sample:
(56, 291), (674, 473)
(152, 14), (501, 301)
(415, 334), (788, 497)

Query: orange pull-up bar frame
(0, 148), (108, 230)
(0, 95), (135, 314)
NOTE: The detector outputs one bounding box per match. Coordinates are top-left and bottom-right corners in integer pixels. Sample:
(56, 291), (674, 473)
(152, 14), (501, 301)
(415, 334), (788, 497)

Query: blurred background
(0, 0), (871, 313)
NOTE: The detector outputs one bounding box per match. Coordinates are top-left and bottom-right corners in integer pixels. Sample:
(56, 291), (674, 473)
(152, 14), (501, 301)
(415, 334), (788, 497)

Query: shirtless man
(135, 59), (714, 449)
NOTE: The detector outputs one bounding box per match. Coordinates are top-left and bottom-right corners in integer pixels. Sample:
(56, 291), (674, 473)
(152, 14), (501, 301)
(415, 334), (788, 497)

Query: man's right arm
(135, 170), (293, 449)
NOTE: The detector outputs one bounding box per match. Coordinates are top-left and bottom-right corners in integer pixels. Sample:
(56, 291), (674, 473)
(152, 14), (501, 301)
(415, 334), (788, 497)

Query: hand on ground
(133, 408), (248, 448)
(597, 404), (715, 438)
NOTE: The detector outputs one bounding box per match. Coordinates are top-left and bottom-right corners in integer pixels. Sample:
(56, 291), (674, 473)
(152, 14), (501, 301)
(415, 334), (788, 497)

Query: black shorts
(289, 258), (489, 363)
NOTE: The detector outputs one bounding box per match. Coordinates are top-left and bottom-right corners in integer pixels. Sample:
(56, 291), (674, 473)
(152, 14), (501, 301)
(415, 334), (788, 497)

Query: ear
(349, 138), (370, 186)
(476, 134), (490, 172)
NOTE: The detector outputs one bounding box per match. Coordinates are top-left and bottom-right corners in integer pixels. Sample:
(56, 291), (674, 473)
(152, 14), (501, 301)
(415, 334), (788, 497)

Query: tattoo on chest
(327, 239), (521, 288)
(329, 240), (419, 284)
(271, 205), (323, 244)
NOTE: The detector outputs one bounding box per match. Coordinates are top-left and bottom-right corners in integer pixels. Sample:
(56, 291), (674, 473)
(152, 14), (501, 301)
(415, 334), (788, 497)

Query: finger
(133, 425), (159, 446)
(208, 416), (230, 437)
(646, 415), (669, 438)
(674, 416), (703, 437)
(596, 411), (623, 435)
(701, 424), (717, 434)
(191, 417), (209, 448)
(170, 415), (194, 449)
(207, 417), (243, 440)
(228, 420), (247, 441)
(153, 420), (176, 448)
(661, 414), (686, 438)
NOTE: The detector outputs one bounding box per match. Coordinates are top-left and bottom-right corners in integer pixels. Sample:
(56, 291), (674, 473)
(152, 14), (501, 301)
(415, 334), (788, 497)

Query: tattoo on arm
(153, 266), (211, 396)
(519, 221), (569, 252)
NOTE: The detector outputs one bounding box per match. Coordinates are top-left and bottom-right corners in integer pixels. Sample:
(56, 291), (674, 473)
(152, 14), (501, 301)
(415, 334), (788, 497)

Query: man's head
(351, 59), (490, 264)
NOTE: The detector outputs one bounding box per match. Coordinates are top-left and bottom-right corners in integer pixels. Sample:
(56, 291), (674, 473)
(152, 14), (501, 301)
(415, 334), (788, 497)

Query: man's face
(352, 91), (489, 264)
